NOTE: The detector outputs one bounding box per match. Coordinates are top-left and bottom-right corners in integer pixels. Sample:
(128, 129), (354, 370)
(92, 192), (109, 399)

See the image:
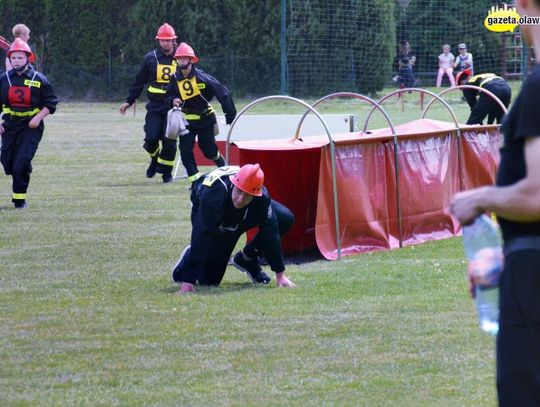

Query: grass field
(0, 94), (506, 406)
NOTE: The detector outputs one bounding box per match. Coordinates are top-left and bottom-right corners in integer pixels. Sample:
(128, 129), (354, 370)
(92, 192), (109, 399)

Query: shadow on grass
(0, 205), (15, 211)
(284, 247), (325, 265)
(101, 181), (174, 187)
(162, 281), (265, 296)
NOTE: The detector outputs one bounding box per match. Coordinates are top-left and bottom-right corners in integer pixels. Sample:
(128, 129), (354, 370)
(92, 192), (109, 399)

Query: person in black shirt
(456, 70), (511, 125)
(451, 0), (540, 404)
(166, 42), (237, 183)
(0, 39), (58, 209)
(119, 23), (178, 183)
(171, 164), (296, 294)
(395, 40), (416, 88)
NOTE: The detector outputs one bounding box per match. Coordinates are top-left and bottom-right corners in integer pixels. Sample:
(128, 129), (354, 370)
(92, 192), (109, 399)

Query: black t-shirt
(398, 50), (415, 68)
(496, 63), (540, 240)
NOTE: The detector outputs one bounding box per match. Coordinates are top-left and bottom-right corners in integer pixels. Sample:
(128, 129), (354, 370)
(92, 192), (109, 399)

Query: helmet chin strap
(160, 46), (173, 55)
(179, 60), (191, 70)
(13, 62), (29, 73)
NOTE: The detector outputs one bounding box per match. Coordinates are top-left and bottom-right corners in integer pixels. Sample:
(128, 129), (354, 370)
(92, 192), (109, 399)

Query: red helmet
(456, 68), (473, 85)
(230, 164), (264, 197)
(174, 42), (199, 64)
(155, 23), (177, 40)
(7, 38), (35, 63)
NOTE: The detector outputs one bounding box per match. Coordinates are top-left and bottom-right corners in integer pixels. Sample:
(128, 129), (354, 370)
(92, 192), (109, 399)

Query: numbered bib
(8, 86), (31, 107)
(177, 76), (201, 100)
(156, 63), (175, 84)
(202, 166), (240, 187)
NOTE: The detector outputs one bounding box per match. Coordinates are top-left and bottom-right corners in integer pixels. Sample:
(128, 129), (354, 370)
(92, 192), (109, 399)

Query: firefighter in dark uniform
(166, 42), (236, 183)
(0, 39), (58, 209)
(456, 70), (512, 125)
(171, 164), (296, 293)
(119, 23), (178, 183)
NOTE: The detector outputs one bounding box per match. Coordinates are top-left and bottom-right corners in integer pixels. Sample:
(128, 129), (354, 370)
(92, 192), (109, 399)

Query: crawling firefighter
(171, 164), (296, 293)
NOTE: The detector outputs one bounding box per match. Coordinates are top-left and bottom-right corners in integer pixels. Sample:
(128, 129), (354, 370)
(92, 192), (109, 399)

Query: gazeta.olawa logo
(484, 3), (540, 32)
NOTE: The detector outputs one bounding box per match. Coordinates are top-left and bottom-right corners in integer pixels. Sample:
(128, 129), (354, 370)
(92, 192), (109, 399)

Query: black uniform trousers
(143, 106), (177, 175)
(0, 120), (43, 200)
(467, 81), (512, 125)
(194, 200), (293, 286)
(497, 248), (540, 407)
(180, 114), (225, 178)
(242, 199), (294, 261)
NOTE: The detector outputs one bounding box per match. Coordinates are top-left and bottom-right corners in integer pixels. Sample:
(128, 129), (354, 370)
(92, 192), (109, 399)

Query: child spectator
(454, 43), (473, 74)
(436, 44), (455, 87)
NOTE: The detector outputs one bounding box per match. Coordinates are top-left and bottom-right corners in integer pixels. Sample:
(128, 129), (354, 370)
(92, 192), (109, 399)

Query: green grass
(0, 101), (500, 406)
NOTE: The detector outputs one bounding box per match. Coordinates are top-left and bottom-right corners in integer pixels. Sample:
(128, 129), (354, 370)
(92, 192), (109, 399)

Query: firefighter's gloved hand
(225, 112), (236, 125)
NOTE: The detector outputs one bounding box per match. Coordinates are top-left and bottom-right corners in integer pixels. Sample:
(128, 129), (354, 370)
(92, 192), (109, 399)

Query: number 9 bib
(177, 76), (201, 100)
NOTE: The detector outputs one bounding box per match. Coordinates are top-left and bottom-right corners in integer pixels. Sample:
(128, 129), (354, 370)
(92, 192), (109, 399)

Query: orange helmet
(456, 68), (473, 85)
(7, 38), (35, 63)
(230, 164), (264, 197)
(155, 23), (177, 40)
(174, 42), (199, 64)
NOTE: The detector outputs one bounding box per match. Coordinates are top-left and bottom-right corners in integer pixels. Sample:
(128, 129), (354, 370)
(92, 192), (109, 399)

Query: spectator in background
(454, 43), (473, 75)
(394, 40), (416, 88)
(436, 44), (455, 87)
(5, 24), (31, 71)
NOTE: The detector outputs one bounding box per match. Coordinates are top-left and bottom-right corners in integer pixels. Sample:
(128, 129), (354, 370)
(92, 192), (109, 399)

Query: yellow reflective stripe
(479, 76), (500, 88)
(157, 157), (175, 167)
(188, 172), (202, 183)
(202, 166), (239, 186)
(147, 86), (166, 94)
(24, 79), (41, 88)
(12, 193), (26, 200)
(184, 114), (201, 120)
(2, 106), (40, 117)
(468, 73), (493, 83)
(149, 146), (160, 157)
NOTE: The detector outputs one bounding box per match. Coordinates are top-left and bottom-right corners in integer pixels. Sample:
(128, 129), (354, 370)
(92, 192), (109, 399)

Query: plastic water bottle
(462, 214), (503, 335)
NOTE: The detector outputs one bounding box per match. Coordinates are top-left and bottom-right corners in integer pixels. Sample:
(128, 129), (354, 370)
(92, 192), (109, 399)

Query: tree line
(0, 0), (501, 100)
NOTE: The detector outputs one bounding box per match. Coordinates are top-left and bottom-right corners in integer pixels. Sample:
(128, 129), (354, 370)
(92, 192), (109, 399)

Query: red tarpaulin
(234, 119), (501, 259)
(235, 138), (327, 252)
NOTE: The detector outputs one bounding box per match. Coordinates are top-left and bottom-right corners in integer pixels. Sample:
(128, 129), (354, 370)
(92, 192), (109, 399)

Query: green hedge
(0, 0), (504, 100)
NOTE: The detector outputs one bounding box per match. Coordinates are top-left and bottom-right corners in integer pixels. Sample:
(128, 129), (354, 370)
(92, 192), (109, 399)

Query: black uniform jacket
(183, 167), (285, 284)
(166, 67), (236, 124)
(125, 48), (176, 112)
(0, 67), (57, 124)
